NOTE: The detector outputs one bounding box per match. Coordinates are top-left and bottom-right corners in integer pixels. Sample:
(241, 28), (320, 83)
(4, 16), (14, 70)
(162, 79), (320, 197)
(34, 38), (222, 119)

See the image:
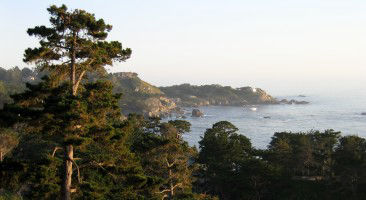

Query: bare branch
(73, 70), (86, 94)
(70, 159), (82, 183)
(172, 183), (183, 190)
(166, 158), (177, 168)
(161, 194), (168, 200)
(155, 189), (171, 194)
(61, 60), (71, 65)
(51, 146), (62, 157)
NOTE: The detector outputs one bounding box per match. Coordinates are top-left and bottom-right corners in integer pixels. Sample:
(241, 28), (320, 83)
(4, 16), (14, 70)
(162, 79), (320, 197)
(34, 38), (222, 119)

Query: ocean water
(167, 94), (366, 149)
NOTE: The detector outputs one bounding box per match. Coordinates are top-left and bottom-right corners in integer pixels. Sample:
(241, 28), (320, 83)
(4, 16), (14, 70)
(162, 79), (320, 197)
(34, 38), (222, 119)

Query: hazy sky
(0, 0), (365, 95)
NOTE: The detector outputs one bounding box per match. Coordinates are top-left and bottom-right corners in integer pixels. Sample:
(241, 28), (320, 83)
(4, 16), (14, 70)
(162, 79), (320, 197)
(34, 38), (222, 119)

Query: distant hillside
(107, 72), (178, 117)
(0, 67), (178, 117)
(0, 67), (40, 108)
(0, 67), (283, 116)
(160, 84), (277, 107)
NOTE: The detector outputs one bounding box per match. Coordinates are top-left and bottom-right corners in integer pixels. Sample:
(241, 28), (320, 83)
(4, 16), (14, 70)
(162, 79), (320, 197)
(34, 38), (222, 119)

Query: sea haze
(168, 93), (366, 149)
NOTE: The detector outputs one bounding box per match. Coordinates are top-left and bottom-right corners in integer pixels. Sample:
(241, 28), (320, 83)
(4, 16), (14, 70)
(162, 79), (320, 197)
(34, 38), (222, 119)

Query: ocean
(167, 94), (366, 149)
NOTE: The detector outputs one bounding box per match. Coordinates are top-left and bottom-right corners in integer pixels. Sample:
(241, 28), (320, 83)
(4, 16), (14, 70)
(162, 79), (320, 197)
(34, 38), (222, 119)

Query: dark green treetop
(24, 4), (131, 94)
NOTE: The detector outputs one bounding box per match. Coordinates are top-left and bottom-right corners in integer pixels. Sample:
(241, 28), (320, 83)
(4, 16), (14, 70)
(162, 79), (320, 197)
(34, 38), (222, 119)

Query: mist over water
(170, 92), (366, 149)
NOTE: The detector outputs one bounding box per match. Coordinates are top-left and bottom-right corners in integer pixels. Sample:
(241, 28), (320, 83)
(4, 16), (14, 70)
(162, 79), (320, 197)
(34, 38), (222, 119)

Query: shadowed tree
(197, 121), (252, 199)
(167, 120), (191, 139)
(23, 4), (131, 200)
(0, 80), (158, 199)
(131, 119), (196, 200)
(333, 135), (366, 199)
(0, 128), (18, 162)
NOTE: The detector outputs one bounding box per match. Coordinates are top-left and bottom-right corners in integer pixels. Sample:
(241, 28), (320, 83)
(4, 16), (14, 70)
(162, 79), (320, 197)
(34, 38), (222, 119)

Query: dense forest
(1, 5), (366, 200)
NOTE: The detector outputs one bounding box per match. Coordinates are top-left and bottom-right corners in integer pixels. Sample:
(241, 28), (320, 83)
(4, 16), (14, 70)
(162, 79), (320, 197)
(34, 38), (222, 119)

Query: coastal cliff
(160, 84), (278, 107)
(108, 72), (179, 117)
(0, 67), (307, 117)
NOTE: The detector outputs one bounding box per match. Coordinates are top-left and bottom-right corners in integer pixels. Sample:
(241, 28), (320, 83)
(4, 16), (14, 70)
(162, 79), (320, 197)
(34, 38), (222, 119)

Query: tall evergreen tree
(0, 80), (157, 199)
(23, 5), (131, 199)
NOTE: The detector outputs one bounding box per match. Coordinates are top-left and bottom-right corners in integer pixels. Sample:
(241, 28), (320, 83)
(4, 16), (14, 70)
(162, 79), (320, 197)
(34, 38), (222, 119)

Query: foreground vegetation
(1, 4), (366, 200)
(2, 107), (366, 200)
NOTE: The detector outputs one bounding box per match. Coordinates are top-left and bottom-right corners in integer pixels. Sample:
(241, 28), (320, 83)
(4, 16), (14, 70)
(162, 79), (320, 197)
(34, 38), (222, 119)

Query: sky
(0, 0), (365, 96)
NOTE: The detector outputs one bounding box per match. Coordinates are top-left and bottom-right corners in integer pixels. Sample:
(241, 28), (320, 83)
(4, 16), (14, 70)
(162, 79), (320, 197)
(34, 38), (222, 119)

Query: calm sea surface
(167, 94), (366, 149)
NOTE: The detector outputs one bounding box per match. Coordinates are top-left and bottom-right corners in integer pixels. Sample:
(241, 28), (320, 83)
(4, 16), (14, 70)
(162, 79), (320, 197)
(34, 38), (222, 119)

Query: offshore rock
(192, 109), (204, 117)
(279, 99), (309, 105)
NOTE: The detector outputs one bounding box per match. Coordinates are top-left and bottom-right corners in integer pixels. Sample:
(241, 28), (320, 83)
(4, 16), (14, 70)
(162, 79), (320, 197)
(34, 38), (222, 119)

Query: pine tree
(0, 79), (158, 199)
(23, 5), (131, 199)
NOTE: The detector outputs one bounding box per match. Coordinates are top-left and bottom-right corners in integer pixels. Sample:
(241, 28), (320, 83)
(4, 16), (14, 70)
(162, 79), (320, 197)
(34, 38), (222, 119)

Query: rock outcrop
(110, 72), (178, 117)
(279, 99), (309, 105)
(192, 109), (204, 117)
(143, 97), (178, 117)
(160, 84), (278, 107)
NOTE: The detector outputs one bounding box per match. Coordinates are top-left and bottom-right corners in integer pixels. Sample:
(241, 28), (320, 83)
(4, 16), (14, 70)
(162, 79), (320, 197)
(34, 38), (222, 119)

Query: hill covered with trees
(160, 84), (278, 107)
(0, 67), (281, 117)
(0, 67), (178, 117)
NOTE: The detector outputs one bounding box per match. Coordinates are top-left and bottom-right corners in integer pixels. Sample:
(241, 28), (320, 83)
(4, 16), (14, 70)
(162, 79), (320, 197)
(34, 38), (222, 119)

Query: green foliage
(21, 5), (133, 199)
(0, 81), (10, 108)
(23, 4), (131, 85)
(0, 131), (62, 199)
(197, 121), (279, 200)
(266, 130), (341, 177)
(332, 136), (366, 199)
(0, 190), (22, 200)
(0, 67), (40, 108)
(0, 128), (19, 162)
(160, 84), (276, 106)
(168, 120), (191, 135)
(131, 118), (196, 199)
(0, 78), (156, 199)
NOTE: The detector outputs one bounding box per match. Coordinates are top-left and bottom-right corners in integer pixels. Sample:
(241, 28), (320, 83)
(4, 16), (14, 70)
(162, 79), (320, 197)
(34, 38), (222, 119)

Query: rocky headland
(0, 67), (310, 117)
(160, 84), (278, 107)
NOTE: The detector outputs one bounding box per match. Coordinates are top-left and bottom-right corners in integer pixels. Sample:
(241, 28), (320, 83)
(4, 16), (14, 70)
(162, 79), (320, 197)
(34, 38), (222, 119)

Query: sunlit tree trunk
(62, 145), (74, 200)
(63, 33), (77, 200)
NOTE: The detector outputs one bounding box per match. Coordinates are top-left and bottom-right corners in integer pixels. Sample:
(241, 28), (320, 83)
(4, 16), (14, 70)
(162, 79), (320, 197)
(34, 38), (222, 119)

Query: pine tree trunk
(62, 145), (74, 200)
(62, 31), (77, 200)
(71, 31), (77, 95)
